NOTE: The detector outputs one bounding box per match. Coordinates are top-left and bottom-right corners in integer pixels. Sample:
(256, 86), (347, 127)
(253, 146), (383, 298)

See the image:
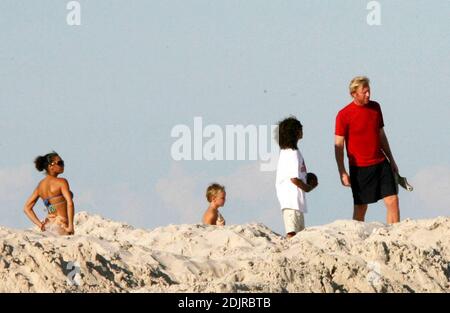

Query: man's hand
(340, 172), (351, 187)
(335, 135), (350, 187)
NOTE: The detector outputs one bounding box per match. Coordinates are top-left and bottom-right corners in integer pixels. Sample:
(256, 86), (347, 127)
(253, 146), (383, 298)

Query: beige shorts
(44, 215), (69, 236)
(282, 209), (305, 234)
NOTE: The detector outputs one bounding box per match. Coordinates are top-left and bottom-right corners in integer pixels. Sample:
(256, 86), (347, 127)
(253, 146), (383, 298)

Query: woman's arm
(60, 179), (75, 235)
(23, 187), (44, 230)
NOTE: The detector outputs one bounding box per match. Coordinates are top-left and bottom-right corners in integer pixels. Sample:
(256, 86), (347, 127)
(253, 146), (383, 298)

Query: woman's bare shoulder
(54, 177), (69, 187)
(36, 178), (47, 191)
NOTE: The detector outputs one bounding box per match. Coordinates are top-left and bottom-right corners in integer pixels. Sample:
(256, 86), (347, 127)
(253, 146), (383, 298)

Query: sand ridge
(0, 212), (449, 292)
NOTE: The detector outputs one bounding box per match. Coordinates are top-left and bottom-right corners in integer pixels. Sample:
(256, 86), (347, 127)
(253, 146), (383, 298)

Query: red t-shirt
(335, 101), (386, 167)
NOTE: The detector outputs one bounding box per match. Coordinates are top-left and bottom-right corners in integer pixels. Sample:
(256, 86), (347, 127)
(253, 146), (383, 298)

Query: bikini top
(42, 195), (66, 214)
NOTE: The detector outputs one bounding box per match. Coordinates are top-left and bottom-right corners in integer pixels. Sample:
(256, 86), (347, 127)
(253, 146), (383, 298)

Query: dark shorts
(349, 159), (398, 205)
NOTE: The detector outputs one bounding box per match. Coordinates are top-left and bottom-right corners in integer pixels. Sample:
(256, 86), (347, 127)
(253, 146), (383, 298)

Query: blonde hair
(349, 76), (370, 95)
(206, 183), (225, 202)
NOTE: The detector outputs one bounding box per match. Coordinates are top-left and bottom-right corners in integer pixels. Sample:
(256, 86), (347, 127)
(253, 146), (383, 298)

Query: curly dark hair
(34, 151), (59, 172)
(275, 116), (303, 150)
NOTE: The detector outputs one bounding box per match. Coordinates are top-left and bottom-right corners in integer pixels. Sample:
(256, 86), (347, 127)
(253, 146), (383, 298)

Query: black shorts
(349, 159), (398, 205)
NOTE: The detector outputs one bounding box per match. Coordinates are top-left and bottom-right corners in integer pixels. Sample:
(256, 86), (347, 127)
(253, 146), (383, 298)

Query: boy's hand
(340, 172), (351, 187)
(309, 181), (318, 190)
(217, 214), (225, 226)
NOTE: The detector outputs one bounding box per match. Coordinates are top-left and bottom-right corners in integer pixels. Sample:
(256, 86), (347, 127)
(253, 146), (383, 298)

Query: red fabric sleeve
(335, 111), (346, 136)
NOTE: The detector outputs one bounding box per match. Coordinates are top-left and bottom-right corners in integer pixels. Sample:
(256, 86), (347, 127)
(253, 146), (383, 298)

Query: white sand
(0, 212), (449, 292)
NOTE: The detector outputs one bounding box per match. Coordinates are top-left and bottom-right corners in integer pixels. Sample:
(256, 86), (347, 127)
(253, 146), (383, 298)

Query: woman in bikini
(23, 151), (75, 235)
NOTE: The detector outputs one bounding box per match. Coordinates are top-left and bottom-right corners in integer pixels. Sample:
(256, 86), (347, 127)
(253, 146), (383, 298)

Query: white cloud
(154, 162), (281, 231)
(408, 165), (450, 216)
(216, 163), (281, 231)
(106, 184), (150, 226)
(154, 163), (205, 224)
(216, 162), (276, 203)
(75, 189), (97, 209)
(74, 183), (156, 228)
(0, 164), (35, 201)
(0, 164), (36, 227)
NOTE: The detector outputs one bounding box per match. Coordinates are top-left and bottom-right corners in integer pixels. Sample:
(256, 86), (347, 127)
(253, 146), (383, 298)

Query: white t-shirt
(275, 148), (308, 213)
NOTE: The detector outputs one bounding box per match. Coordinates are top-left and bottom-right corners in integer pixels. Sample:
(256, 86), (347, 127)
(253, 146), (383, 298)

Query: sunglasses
(52, 160), (65, 167)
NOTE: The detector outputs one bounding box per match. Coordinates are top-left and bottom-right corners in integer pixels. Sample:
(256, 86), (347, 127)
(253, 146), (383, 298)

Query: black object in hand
(394, 172), (413, 191)
(306, 172), (318, 186)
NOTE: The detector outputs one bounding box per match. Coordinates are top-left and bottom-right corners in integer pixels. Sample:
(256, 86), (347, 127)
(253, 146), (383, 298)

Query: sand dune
(0, 212), (449, 292)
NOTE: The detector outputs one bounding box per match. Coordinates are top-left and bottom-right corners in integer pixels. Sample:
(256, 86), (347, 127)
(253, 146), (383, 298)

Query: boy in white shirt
(275, 117), (318, 238)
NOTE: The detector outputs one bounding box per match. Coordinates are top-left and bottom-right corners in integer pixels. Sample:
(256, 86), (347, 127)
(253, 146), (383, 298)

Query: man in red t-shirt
(335, 76), (400, 224)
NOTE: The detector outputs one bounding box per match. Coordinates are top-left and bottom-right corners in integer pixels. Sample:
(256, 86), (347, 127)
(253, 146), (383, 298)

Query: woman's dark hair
(275, 116), (303, 150)
(34, 151), (59, 172)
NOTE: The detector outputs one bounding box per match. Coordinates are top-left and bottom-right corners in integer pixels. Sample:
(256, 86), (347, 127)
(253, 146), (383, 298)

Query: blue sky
(1, 0), (449, 234)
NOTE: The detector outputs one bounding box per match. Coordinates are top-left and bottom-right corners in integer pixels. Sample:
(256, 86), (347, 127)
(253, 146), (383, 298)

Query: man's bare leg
(353, 204), (368, 221)
(384, 194), (400, 224)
